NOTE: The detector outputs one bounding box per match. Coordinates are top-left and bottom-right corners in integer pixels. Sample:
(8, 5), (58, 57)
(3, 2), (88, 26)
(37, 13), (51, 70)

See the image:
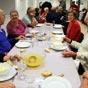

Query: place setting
(15, 40), (32, 48)
(0, 62), (17, 82)
(40, 76), (72, 88)
(49, 37), (67, 51)
(53, 24), (63, 29)
(36, 23), (44, 27)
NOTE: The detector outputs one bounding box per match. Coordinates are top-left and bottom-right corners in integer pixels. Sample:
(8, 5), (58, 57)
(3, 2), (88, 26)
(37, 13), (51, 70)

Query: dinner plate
(50, 45), (67, 51)
(52, 30), (63, 34)
(0, 62), (11, 76)
(15, 41), (31, 48)
(41, 76), (72, 88)
(30, 30), (39, 34)
(0, 67), (17, 82)
(53, 24), (62, 29)
(37, 36), (48, 41)
(36, 24), (43, 27)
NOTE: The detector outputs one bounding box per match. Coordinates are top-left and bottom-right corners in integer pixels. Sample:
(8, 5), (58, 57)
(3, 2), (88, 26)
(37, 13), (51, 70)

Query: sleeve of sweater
(76, 52), (88, 60)
(71, 40), (81, 49)
(8, 38), (18, 47)
(0, 50), (5, 55)
(69, 23), (81, 41)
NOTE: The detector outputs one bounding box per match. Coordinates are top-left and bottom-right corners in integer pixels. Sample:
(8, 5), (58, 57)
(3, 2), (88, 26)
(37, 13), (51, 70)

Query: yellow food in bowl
(23, 54), (44, 67)
(0, 63), (11, 75)
(0, 67), (8, 72)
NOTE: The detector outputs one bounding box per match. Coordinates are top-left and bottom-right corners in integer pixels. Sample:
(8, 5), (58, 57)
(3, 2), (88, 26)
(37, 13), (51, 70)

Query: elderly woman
(41, 7), (49, 20)
(35, 8), (45, 23)
(22, 7), (38, 28)
(62, 32), (88, 71)
(0, 9), (25, 61)
(7, 10), (26, 39)
(66, 10), (81, 42)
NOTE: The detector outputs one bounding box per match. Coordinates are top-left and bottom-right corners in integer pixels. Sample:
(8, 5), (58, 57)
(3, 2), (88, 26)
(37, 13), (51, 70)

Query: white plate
(52, 31), (63, 34)
(30, 30), (39, 34)
(0, 62), (11, 76)
(15, 41), (31, 48)
(0, 67), (17, 82)
(53, 24), (62, 29)
(41, 76), (72, 88)
(50, 45), (67, 51)
(36, 24), (43, 27)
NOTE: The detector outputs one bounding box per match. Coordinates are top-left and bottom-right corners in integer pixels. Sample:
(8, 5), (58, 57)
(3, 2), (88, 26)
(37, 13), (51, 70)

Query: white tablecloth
(8, 24), (81, 88)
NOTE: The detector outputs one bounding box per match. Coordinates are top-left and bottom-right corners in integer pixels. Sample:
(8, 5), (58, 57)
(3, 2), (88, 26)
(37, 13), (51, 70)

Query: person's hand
(80, 78), (88, 88)
(15, 35), (25, 40)
(3, 55), (10, 61)
(80, 70), (88, 88)
(83, 70), (88, 80)
(62, 50), (77, 57)
(0, 82), (15, 88)
(4, 55), (21, 62)
(11, 54), (21, 61)
(63, 36), (71, 43)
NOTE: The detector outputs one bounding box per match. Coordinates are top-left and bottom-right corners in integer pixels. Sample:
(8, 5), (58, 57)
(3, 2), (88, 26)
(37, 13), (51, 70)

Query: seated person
(0, 9), (25, 61)
(80, 70), (88, 88)
(22, 7), (38, 28)
(46, 7), (59, 24)
(57, 6), (67, 24)
(41, 7), (49, 21)
(7, 10), (26, 39)
(66, 10), (81, 42)
(62, 33), (88, 71)
(35, 8), (45, 23)
(0, 82), (15, 88)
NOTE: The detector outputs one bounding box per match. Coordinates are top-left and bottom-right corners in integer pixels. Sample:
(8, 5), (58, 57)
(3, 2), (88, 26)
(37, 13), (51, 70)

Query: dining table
(7, 23), (81, 88)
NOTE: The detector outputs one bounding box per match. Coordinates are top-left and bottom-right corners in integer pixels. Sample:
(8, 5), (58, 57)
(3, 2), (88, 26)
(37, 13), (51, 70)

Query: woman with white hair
(41, 7), (49, 21)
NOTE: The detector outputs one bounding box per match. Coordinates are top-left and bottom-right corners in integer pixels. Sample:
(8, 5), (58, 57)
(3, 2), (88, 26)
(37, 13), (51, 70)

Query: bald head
(0, 9), (4, 15)
(0, 9), (5, 26)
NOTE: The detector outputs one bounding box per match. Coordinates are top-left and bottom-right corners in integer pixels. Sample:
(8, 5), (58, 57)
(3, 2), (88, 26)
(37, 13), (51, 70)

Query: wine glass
(17, 49), (27, 80)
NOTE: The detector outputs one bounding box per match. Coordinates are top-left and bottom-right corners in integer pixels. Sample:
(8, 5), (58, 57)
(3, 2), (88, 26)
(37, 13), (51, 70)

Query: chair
(78, 32), (84, 43)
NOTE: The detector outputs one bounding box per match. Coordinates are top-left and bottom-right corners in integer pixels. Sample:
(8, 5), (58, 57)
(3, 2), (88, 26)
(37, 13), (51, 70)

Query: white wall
(0, 0), (15, 15)
(15, 0), (28, 18)
(28, 0), (33, 7)
(80, 0), (88, 10)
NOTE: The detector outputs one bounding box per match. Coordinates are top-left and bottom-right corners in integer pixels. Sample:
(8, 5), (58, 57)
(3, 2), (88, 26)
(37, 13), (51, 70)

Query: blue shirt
(22, 14), (37, 26)
(0, 29), (14, 55)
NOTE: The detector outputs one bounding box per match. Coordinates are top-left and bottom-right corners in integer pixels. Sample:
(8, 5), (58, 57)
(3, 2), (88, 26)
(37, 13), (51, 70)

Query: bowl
(0, 62), (11, 76)
(23, 53), (45, 67)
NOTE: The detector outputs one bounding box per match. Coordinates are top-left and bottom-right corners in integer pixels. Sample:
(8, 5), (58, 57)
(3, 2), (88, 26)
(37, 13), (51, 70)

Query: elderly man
(0, 9), (24, 62)
(22, 7), (38, 28)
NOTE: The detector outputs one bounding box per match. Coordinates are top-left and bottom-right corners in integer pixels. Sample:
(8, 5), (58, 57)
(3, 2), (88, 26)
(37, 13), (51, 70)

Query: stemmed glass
(17, 49), (27, 80)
